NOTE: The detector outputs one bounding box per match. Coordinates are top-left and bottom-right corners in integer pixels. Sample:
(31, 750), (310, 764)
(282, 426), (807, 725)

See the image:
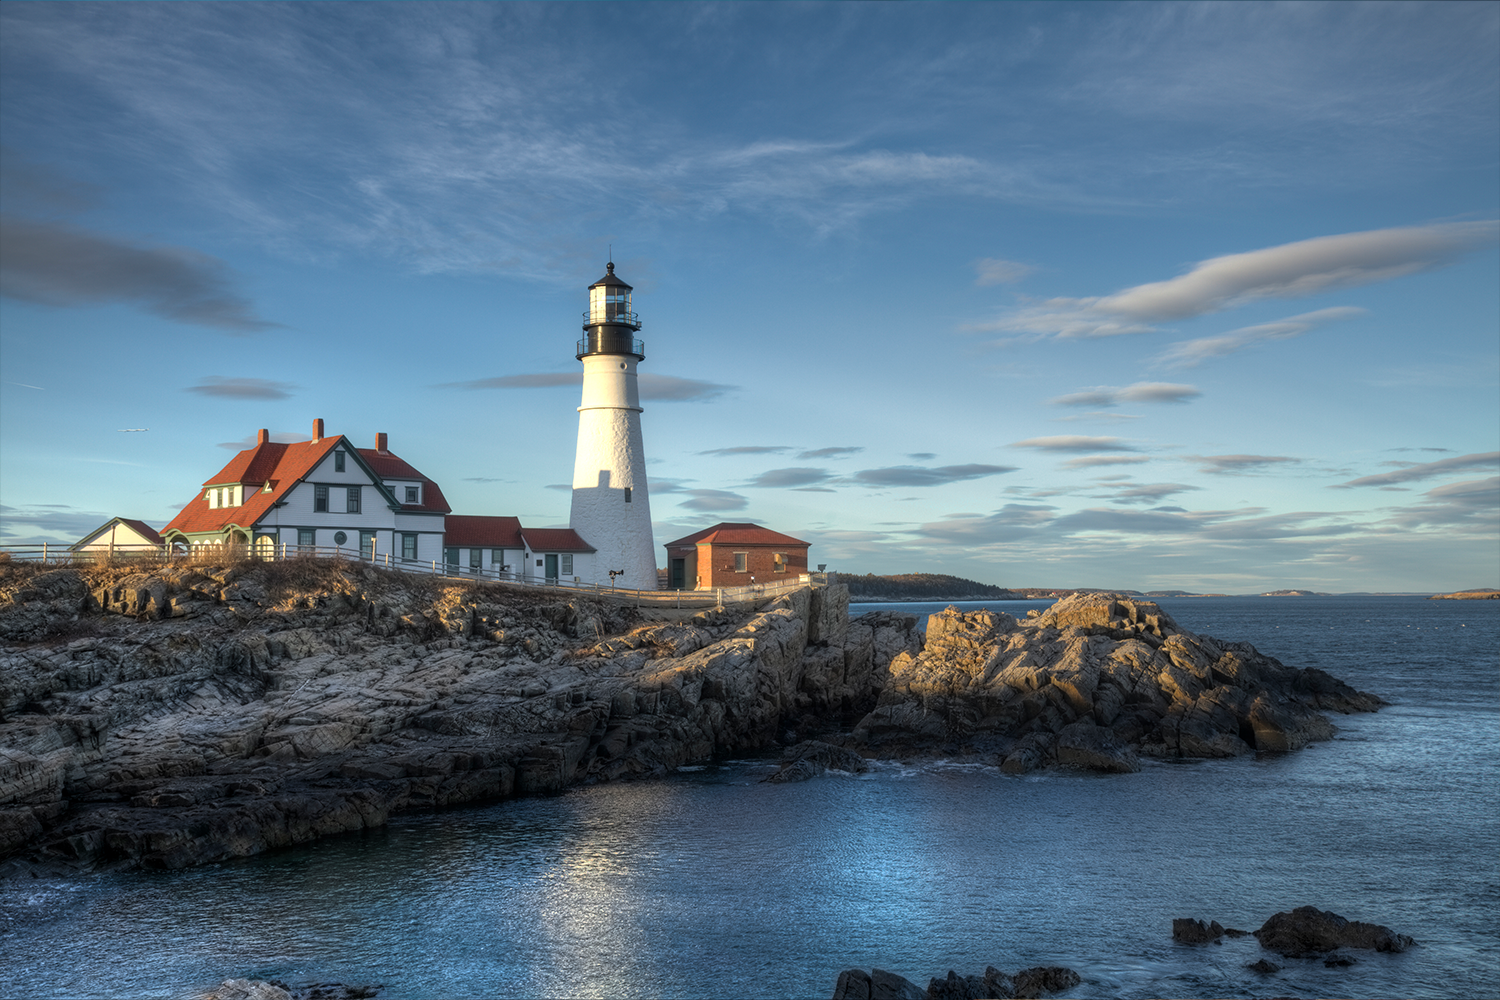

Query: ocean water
(2, 596), (1496, 999)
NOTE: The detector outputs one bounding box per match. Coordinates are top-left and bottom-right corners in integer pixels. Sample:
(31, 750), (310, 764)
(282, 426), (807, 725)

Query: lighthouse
(569, 262), (657, 590)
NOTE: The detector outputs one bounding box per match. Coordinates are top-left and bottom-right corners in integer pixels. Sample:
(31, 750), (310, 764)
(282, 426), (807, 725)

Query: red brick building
(662, 522), (810, 590)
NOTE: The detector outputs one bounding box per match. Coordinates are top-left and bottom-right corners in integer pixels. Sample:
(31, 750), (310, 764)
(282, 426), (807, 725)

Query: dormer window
(207, 489), (217, 509)
(263, 481), (272, 493)
(405, 486), (418, 503)
(335, 451), (346, 473)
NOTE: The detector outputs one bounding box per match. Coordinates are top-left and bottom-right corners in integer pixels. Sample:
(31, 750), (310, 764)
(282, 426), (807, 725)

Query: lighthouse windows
(624, 487), (632, 503)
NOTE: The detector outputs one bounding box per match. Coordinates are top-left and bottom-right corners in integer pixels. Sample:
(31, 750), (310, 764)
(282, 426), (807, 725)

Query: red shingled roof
(359, 449), (451, 514)
(445, 515), (523, 548)
(520, 528), (596, 553)
(162, 437), (342, 538)
(663, 522), (809, 548)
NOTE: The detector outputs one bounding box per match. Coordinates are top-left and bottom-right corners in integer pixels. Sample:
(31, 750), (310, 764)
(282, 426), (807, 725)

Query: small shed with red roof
(662, 522), (810, 590)
(71, 517), (164, 554)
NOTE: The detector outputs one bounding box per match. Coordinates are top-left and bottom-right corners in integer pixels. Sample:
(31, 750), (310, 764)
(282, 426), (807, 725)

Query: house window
(207, 489), (216, 509)
(360, 530), (376, 558)
(469, 548), (482, 570)
(298, 528), (315, 550)
(561, 554), (573, 575)
(405, 486), (418, 503)
(401, 533), (417, 560)
(314, 485), (329, 512)
(536, 559), (544, 567)
(624, 487), (632, 503)
(490, 549), (504, 564)
(773, 552), (787, 573)
(734, 552), (748, 573)
(346, 485), (361, 514)
(335, 451), (346, 473)
(443, 547), (459, 568)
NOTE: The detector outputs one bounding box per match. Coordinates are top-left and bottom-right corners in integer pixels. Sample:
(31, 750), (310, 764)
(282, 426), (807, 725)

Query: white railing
(0, 543), (821, 607)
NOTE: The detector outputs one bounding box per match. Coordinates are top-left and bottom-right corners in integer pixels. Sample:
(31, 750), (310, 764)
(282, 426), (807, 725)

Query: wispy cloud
(1189, 454), (1301, 475)
(700, 445), (791, 457)
(797, 446), (863, 460)
(1012, 435), (1135, 453)
(746, 467), (832, 488)
(444, 372), (731, 401)
(851, 464), (1016, 487)
(1158, 307), (1365, 368)
(678, 488), (749, 512)
(970, 224), (1494, 340)
(974, 258), (1034, 286)
(1049, 382), (1200, 407)
(0, 215), (278, 333)
(1061, 455), (1151, 469)
(188, 377), (296, 400)
(1334, 452), (1500, 488)
(1092, 482), (1201, 506)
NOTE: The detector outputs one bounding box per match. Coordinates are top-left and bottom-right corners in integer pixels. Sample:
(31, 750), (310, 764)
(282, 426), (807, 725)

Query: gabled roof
(71, 517), (164, 550)
(663, 522), (809, 549)
(359, 449), (451, 514)
(520, 527), (596, 553)
(162, 436), (344, 538)
(445, 515), (523, 548)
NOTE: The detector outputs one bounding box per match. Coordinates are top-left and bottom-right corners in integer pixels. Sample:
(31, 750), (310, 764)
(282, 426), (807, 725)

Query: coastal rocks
(1173, 917), (1227, 943)
(762, 739), (869, 782)
(1253, 906), (1415, 957)
(851, 593), (1384, 771)
(197, 981), (378, 1000)
(831, 965), (1081, 1000)
(1, 558), (918, 870)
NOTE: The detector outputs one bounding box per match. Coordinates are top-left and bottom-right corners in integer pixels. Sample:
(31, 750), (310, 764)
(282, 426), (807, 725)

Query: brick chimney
(312, 418), (324, 442)
(257, 428), (269, 445)
(376, 432), (388, 453)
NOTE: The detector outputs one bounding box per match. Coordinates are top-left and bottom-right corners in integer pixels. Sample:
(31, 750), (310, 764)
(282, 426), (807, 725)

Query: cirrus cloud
(1335, 452), (1500, 488)
(852, 464), (1017, 487)
(1049, 382), (1201, 407)
(1012, 435), (1135, 452)
(188, 377), (296, 400)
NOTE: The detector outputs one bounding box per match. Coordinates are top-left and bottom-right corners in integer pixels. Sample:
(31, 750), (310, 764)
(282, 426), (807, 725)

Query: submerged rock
(832, 964), (1079, 1000)
(851, 592), (1384, 770)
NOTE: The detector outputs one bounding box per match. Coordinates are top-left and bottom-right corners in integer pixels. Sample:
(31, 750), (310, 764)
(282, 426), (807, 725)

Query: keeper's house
(159, 419), (449, 563)
(662, 522), (810, 590)
(157, 419), (599, 584)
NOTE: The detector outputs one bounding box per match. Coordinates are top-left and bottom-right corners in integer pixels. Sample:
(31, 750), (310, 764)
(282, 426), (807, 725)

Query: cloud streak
(0, 215), (278, 333)
(1049, 382), (1201, 407)
(1335, 452), (1500, 488)
(973, 223), (1495, 340)
(851, 464), (1017, 487)
(1012, 436), (1135, 453)
(188, 377), (296, 400)
(1190, 454), (1301, 475)
(1158, 307), (1365, 368)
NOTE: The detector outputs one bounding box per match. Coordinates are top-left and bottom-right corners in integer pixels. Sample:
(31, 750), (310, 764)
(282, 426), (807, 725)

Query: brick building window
(734, 552), (748, 573)
(773, 552), (787, 573)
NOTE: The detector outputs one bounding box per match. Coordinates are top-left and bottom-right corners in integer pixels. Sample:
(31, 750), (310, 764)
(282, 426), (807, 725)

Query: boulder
(1254, 906), (1415, 957)
(1172, 917), (1225, 944)
(1056, 720), (1141, 773)
(1011, 966), (1083, 998)
(830, 968), (925, 1000)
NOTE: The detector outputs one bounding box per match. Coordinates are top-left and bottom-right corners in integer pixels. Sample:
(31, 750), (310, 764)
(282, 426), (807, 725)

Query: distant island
(1430, 588), (1500, 600)
(840, 575), (1219, 602)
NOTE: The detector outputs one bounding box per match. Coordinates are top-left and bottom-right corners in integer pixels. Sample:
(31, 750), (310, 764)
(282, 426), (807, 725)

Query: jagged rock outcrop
(851, 593), (1383, 770)
(831, 964), (1080, 1000)
(0, 559), (917, 870)
(762, 739), (869, 783)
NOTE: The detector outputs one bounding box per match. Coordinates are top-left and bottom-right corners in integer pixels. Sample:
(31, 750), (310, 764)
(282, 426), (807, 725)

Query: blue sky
(2, 1), (1496, 592)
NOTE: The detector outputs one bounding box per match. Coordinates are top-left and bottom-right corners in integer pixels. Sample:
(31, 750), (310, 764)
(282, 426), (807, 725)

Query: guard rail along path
(0, 543), (832, 609)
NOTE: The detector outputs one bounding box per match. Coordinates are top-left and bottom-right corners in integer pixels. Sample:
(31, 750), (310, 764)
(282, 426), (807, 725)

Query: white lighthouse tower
(569, 262), (657, 590)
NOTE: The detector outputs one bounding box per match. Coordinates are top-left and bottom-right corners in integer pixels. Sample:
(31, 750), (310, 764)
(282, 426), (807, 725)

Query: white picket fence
(0, 542), (821, 608)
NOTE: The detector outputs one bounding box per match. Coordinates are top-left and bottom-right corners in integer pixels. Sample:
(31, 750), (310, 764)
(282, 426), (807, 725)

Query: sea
(2, 596), (1496, 999)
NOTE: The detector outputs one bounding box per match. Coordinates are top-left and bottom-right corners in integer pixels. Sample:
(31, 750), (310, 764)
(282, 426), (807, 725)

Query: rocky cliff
(0, 558), (918, 870)
(850, 594), (1384, 772)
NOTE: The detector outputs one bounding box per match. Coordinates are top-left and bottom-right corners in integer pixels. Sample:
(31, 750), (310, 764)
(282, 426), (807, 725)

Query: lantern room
(578, 261), (645, 360)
